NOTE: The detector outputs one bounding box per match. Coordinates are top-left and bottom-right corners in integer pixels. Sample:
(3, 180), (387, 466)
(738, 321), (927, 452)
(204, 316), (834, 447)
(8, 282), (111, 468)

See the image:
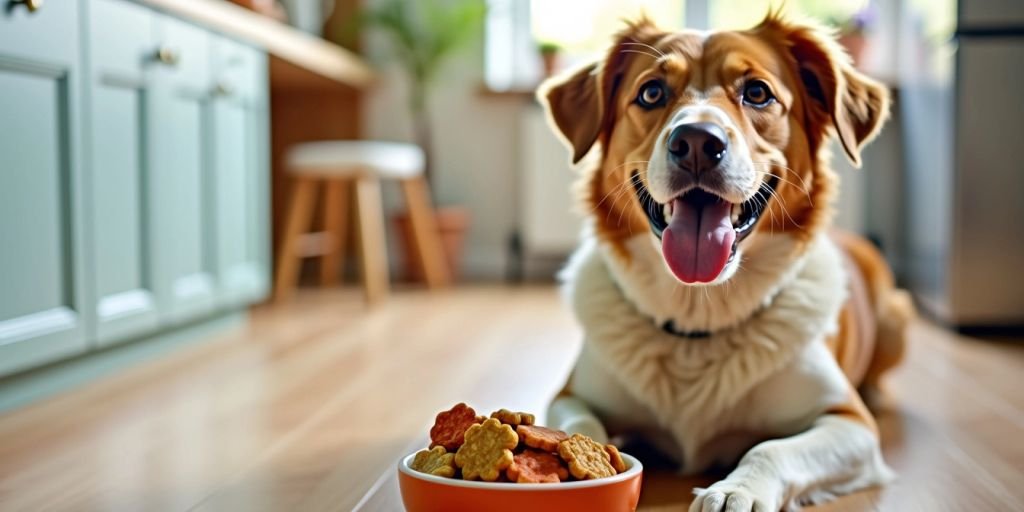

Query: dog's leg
(689, 393), (892, 512)
(547, 394), (609, 444)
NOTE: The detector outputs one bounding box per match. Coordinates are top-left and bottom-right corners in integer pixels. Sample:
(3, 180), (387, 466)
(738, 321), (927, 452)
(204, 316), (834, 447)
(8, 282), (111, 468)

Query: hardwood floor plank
(0, 286), (1021, 512)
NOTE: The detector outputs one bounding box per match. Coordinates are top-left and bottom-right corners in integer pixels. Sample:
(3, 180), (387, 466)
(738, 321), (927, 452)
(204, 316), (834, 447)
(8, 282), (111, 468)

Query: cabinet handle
(154, 46), (180, 66)
(214, 82), (235, 97)
(9, 0), (43, 13)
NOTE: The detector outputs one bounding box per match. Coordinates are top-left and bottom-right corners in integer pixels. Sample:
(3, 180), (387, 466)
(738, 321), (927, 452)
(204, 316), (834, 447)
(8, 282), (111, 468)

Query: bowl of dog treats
(398, 403), (643, 512)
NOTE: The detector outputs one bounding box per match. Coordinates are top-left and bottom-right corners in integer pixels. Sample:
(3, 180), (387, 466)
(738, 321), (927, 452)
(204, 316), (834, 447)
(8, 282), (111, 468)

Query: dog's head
(541, 13), (889, 285)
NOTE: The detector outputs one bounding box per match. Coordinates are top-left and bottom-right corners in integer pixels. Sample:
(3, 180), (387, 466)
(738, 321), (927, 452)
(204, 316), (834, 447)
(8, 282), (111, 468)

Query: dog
(539, 12), (913, 512)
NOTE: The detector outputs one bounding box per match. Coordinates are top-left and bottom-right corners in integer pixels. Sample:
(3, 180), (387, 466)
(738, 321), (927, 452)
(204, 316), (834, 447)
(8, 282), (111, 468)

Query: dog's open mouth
(632, 172), (779, 284)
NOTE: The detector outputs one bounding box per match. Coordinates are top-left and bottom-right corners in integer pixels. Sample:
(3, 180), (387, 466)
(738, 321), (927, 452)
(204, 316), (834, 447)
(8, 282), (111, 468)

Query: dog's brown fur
(542, 12), (910, 414)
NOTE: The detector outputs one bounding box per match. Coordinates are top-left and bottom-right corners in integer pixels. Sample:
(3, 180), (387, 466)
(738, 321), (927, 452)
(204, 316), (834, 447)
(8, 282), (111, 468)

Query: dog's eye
(742, 80), (775, 107)
(636, 80), (666, 109)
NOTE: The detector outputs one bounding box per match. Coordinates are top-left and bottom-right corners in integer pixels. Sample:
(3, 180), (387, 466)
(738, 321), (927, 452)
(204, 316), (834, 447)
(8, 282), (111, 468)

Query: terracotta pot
(838, 34), (868, 69)
(227, 0), (287, 22)
(541, 52), (560, 78)
(393, 206), (470, 282)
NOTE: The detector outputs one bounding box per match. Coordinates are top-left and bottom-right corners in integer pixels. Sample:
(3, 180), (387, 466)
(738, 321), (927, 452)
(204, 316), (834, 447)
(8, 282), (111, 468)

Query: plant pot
(541, 52), (560, 78)
(838, 34), (868, 69)
(393, 205), (470, 282)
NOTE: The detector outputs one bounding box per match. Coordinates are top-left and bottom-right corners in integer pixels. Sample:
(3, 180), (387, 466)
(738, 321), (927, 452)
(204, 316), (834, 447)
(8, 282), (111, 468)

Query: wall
(361, 22), (529, 280)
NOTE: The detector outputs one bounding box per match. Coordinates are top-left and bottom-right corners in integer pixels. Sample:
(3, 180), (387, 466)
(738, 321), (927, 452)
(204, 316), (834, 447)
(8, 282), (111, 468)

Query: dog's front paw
(689, 480), (780, 512)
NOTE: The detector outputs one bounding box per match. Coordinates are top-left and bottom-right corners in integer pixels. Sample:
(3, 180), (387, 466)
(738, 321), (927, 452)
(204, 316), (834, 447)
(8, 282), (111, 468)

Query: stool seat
(286, 141), (425, 179)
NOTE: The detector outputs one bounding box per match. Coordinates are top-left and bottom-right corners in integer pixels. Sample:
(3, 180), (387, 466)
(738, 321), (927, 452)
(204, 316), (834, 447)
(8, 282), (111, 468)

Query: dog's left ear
(759, 16), (890, 167)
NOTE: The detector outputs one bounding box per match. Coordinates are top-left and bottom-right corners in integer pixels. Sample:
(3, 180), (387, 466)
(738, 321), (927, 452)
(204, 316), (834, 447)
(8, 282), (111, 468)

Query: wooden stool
(274, 141), (451, 304)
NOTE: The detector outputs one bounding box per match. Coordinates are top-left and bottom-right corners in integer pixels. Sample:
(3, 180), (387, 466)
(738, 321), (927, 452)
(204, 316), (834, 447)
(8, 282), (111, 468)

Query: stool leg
(274, 176), (318, 302)
(320, 180), (350, 286)
(354, 176), (389, 304)
(401, 176), (451, 288)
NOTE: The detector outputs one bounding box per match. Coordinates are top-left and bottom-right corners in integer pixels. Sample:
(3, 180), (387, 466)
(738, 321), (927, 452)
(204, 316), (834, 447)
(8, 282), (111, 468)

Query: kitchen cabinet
(0, 0), (270, 376)
(209, 36), (270, 307)
(0, 0), (92, 374)
(147, 15), (218, 324)
(87, 0), (159, 344)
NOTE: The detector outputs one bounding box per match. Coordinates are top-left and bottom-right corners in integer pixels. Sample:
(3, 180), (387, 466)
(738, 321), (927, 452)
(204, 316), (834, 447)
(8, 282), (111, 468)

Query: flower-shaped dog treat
(454, 418), (518, 481)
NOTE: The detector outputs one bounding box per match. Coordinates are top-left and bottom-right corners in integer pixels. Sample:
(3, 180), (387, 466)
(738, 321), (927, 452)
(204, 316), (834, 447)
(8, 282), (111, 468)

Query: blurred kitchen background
(4, 1), (1024, 510)
(2, 0), (1023, 399)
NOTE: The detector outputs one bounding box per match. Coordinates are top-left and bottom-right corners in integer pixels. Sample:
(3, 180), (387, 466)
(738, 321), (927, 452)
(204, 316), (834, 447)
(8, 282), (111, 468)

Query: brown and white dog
(539, 13), (913, 511)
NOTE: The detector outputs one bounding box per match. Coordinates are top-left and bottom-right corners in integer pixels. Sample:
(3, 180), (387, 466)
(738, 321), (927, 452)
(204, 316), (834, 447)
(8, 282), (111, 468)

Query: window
(532, 0), (686, 56)
(485, 0), (894, 92)
(709, 0), (868, 31)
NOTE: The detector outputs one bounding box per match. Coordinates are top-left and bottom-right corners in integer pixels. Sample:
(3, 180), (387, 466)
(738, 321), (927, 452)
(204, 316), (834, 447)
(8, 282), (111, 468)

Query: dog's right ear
(539, 17), (662, 164)
(539, 62), (603, 164)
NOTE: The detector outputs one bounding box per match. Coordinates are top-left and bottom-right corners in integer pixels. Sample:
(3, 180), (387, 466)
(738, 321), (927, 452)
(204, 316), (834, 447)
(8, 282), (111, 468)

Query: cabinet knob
(154, 46), (180, 66)
(10, 0), (43, 13)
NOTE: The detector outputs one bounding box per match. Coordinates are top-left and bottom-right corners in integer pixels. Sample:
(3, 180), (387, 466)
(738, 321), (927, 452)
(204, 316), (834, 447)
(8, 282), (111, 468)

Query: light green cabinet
(0, 0), (91, 375)
(209, 37), (270, 306)
(86, 0), (159, 345)
(147, 16), (218, 324)
(0, 0), (270, 377)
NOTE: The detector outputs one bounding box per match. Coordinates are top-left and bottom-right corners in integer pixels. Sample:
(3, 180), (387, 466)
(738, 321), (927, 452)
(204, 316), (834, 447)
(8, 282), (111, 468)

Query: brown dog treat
(475, 415), (488, 424)
(604, 444), (627, 474)
(454, 418), (518, 481)
(507, 449), (569, 483)
(429, 403), (478, 451)
(490, 408), (535, 427)
(558, 433), (616, 480)
(516, 424), (569, 453)
(410, 446), (457, 478)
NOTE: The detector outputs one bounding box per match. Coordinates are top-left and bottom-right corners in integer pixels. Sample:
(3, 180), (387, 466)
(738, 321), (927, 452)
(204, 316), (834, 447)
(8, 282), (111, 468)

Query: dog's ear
(757, 14), (890, 167)
(539, 62), (603, 164)
(539, 18), (663, 164)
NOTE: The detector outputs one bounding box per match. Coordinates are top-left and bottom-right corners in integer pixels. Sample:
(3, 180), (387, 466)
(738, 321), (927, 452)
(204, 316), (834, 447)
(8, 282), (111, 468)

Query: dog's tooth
(664, 203), (672, 219)
(731, 204), (741, 224)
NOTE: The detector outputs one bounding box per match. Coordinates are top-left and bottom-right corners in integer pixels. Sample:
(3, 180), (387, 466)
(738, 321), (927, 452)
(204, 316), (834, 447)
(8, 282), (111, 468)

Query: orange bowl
(398, 451), (643, 512)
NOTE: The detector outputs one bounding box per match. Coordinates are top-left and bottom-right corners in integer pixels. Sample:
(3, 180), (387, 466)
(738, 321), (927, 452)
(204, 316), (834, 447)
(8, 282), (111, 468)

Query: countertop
(139, 0), (374, 88)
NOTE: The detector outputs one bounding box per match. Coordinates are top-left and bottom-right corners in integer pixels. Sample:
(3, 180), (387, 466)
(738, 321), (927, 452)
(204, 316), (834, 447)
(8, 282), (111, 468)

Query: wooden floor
(0, 286), (1021, 511)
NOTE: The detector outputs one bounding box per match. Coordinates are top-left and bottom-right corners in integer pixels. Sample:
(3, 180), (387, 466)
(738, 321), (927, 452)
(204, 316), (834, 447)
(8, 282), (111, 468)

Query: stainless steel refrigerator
(900, 0), (1024, 332)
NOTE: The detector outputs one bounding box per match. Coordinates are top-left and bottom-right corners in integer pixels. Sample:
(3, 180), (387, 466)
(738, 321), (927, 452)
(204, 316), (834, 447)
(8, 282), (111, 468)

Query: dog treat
(412, 403), (627, 483)
(490, 408), (535, 427)
(410, 446), (457, 478)
(506, 449), (570, 483)
(605, 444), (627, 474)
(454, 418), (518, 481)
(516, 424), (569, 453)
(430, 402), (479, 451)
(558, 433), (617, 480)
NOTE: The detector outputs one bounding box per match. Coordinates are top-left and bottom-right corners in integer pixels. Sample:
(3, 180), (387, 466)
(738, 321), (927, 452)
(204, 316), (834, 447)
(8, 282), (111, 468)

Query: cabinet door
(147, 16), (216, 324)
(0, 0), (91, 375)
(87, 0), (160, 345)
(209, 37), (270, 306)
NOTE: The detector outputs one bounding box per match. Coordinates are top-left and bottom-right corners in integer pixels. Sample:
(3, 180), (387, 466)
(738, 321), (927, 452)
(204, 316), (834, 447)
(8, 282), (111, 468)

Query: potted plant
(538, 41), (562, 78)
(353, 0), (486, 282)
(831, 6), (876, 69)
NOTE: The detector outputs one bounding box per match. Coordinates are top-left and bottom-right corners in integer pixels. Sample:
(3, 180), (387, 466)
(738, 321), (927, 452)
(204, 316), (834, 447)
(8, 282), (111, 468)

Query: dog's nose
(667, 122), (728, 174)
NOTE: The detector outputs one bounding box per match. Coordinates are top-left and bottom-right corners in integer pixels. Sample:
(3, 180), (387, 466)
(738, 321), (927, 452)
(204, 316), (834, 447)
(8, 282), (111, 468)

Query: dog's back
(831, 231), (913, 394)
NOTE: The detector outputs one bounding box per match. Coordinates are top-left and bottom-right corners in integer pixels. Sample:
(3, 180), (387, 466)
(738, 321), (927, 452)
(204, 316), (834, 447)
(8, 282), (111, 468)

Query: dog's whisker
(764, 185), (803, 229)
(617, 49), (663, 61)
(590, 161), (649, 210)
(620, 41), (666, 58)
(751, 161), (814, 206)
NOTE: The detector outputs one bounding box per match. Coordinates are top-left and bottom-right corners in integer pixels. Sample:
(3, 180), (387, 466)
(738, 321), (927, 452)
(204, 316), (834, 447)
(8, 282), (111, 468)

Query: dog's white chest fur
(561, 233), (852, 472)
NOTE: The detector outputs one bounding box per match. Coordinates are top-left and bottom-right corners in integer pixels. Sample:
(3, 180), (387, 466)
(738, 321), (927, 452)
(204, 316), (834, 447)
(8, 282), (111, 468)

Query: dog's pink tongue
(661, 197), (736, 283)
